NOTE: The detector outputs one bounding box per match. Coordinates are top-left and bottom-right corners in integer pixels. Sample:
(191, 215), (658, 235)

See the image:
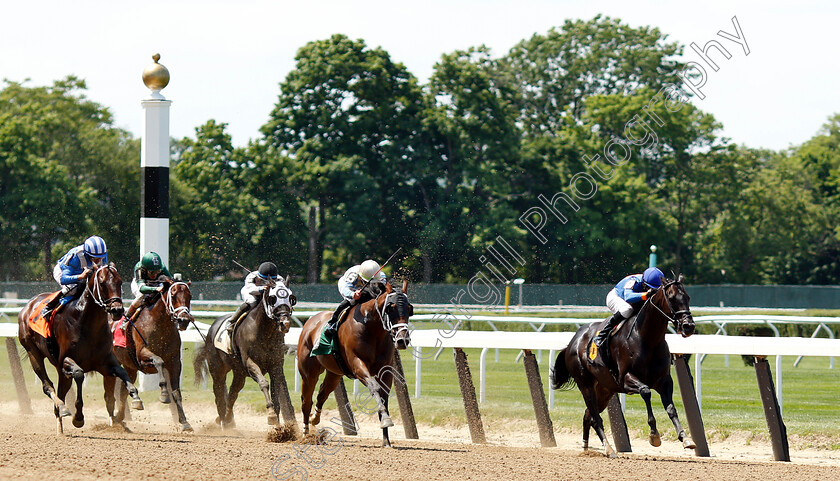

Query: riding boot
(325, 298), (354, 336)
(227, 302), (251, 339)
(121, 296), (145, 328)
(40, 292), (64, 320)
(594, 312), (624, 347)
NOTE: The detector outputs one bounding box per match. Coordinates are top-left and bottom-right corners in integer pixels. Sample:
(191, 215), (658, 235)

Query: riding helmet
(258, 262), (279, 279)
(642, 267), (664, 289)
(359, 259), (381, 281)
(83, 236), (108, 258)
(141, 252), (163, 271)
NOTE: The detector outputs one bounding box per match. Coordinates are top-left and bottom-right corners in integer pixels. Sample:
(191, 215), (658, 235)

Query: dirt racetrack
(0, 399), (837, 481)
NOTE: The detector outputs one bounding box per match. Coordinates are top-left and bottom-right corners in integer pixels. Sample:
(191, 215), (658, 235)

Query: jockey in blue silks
(593, 266), (664, 348)
(40, 236), (109, 319)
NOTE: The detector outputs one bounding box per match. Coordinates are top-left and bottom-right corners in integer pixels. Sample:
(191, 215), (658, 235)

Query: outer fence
(7, 282), (840, 308)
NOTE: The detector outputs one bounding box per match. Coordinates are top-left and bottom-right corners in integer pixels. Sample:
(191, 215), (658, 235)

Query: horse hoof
(267, 414), (278, 426)
(59, 405), (72, 418)
(180, 423), (194, 433)
(72, 417), (85, 428)
(650, 433), (662, 447)
(380, 417), (394, 429)
(131, 399), (145, 411)
(159, 393), (171, 404)
(683, 438), (696, 450)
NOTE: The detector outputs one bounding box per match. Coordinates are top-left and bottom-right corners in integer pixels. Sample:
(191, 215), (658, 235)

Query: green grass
(3, 340), (838, 448)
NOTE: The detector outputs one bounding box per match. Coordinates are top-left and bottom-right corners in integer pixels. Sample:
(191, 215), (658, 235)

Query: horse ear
(678, 273), (685, 283)
(385, 282), (393, 293)
(187, 280), (192, 286)
(401, 278), (408, 294)
(109, 261), (116, 268)
(285, 275), (290, 286)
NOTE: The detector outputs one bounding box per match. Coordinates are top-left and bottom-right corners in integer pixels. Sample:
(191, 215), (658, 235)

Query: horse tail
(193, 342), (208, 387)
(550, 348), (575, 390)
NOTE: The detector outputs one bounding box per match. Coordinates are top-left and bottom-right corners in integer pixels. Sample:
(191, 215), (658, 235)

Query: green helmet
(141, 252), (163, 271)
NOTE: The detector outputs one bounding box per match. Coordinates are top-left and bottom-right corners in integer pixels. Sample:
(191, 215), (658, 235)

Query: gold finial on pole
(142, 53), (170, 91)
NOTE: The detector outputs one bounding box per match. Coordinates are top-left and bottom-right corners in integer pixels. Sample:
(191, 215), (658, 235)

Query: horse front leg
(104, 355), (145, 411)
(225, 369), (247, 428)
(165, 357), (192, 433)
(657, 375), (695, 449)
(61, 357), (86, 428)
(243, 358), (273, 421)
(623, 373), (660, 447)
(312, 372), (343, 428)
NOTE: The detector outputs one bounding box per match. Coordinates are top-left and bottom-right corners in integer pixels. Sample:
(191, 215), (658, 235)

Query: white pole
(138, 54), (171, 393)
(548, 349), (556, 408)
(776, 355), (783, 417)
(695, 353), (703, 413)
(414, 346), (422, 399)
(479, 347), (489, 403)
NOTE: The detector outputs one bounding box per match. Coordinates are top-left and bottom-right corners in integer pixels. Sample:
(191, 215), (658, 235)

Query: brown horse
(194, 281), (297, 428)
(297, 279), (412, 447)
(550, 275), (696, 457)
(105, 280), (195, 432)
(17, 263), (145, 434)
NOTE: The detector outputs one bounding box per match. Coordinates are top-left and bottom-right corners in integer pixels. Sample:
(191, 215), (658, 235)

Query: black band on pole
(141, 166), (169, 218)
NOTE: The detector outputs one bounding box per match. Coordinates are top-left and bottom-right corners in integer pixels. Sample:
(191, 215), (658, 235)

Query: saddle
(310, 306), (362, 379)
(587, 317), (629, 370)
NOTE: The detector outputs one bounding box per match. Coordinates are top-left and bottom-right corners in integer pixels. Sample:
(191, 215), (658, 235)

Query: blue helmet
(83, 236), (108, 258)
(642, 267), (663, 289)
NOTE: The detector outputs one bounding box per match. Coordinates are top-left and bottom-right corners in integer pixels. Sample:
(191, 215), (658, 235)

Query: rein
(89, 265), (122, 310)
(642, 279), (690, 332)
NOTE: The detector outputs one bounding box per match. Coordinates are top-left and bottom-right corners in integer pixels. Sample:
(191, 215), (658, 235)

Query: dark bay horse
(297, 279), (412, 447)
(550, 275), (696, 457)
(194, 281), (296, 428)
(17, 264), (145, 434)
(106, 280), (195, 432)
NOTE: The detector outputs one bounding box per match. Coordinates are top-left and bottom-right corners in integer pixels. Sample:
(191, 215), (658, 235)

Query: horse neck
(634, 297), (669, 344)
(357, 298), (386, 336)
(79, 286), (108, 329)
(249, 304), (281, 337)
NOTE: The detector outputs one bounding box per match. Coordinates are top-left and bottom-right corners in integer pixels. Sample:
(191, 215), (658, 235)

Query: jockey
(227, 262), (281, 338)
(594, 266), (664, 348)
(40, 236), (109, 319)
(121, 251), (172, 327)
(324, 259), (387, 336)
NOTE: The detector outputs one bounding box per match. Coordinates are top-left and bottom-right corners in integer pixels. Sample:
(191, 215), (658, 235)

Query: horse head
(164, 280), (194, 331)
(263, 281), (295, 334)
(654, 274), (694, 337)
(88, 262), (124, 316)
(375, 280), (413, 350)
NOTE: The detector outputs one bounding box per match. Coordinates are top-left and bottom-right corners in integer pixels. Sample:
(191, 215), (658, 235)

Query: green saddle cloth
(311, 307), (351, 357)
(311, 322), (337, 357)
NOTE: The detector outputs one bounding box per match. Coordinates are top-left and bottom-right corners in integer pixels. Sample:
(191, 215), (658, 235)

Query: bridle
(163, 282), (192, 323)
(377, 291), (410, 342)
(88, 265), (122, 311)
(645, 278), (692, 333)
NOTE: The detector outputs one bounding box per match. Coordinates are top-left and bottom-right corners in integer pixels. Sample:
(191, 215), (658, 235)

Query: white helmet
(359, 259), (381, 281)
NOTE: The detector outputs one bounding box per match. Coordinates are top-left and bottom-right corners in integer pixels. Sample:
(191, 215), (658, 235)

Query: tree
(260, 34), (424, 282)
(0, 77), (138, 279)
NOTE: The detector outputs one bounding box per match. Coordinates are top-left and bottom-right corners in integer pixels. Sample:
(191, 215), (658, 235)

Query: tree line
(3, 16), (839, 285)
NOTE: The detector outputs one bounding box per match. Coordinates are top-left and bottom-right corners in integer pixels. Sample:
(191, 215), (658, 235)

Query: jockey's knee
(619, 305), (633, 318)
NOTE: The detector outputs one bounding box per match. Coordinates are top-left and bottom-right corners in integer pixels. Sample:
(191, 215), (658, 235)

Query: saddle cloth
(110, 319), (127, 348)
(214, 317), (234, 355)
(27, 292), (61, 339)
(310, 307), (352, 357)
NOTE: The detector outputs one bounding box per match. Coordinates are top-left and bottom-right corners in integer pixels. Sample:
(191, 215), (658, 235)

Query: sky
(3, 0), (838, 151)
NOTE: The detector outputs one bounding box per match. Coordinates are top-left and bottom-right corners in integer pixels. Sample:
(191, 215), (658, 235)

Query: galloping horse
(297, 279), (412, 447)
(550, 274), (696, 457)
(105, 279), (195, 431)
(194, 281), (296, 428)
(17, 263), (145, 434)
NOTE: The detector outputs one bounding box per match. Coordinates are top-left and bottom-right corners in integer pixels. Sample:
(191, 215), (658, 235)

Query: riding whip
(360, 247), (402, 292)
